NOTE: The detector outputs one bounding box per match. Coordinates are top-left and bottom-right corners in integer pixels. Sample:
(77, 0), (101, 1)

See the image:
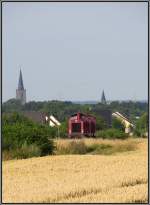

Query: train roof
(70, 112), (96, 119)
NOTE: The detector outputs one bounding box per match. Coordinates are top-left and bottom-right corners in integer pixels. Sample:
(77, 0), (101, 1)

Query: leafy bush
(58, 120), (68, 138)
(11, 142), (41, 159)
(86, 142), (135, 155)
(86, 143), (99, 153)
(2, 142), (41, 160)
(2, 113), (55, 159)
(96, 128), (128, 139)
(112, 118), (124, 131)
(87, 144), (116, 155)
(86, 143), (112, 154)
(2, 99), (22, 113)
(36, 137), (55, 156)
(134, 112), (148, 137)
(2, 112), (33, 126)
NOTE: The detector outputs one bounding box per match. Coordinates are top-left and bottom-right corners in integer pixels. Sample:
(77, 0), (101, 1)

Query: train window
(72, 123), (81, 132)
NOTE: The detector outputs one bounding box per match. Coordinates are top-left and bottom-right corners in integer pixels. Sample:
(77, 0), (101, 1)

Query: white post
(57, 126), (60, 138)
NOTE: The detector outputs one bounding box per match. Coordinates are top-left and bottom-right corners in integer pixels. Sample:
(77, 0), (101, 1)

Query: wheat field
(2, 138), (148, 203)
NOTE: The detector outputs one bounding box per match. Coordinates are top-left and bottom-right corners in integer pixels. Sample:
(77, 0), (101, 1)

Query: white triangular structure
(49, 115), (61, 127)
(45, 115), (61, 127)
(112, 112), (134, 134)
(49, 120), (56, 127)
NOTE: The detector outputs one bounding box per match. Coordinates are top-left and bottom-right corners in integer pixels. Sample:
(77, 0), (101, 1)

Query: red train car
(68, 112), (96, 137)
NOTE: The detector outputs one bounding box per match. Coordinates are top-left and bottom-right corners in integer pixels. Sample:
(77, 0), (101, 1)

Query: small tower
(101, 90), (106, 104)
(16, 69), (26, 105)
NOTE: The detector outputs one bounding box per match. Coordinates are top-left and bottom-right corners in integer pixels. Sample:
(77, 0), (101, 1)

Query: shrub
(96, 128), (128, 139)
(134, 113), (148, 137)
(112, 118), (124, 131)
(2, 112), (33, 126)
(86, 143), (99, 153)
(58, 120), (68, 138)
(12, 142), (41, 159)
(86, 143), (113, 154)
(36, 137), (55, 156)
(2, 113), (55, 159)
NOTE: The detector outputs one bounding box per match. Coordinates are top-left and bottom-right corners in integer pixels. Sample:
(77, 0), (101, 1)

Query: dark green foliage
(2, 113), (55, 159)
(86, 142), (135, 155)
(96, 128), (128, 139)
(34, 135), (54, 156)
(10, 142), (41, 159)
(23, 101), (45, 111)
(2, 99), (148, 124)
(2, 99), (148, 140)
(134, 112), (148, 137)
(2, 99), (22, 112)
(47, 126), (58, 138)
(86, 143), (112, 153)
(95, 115), (107, 130)
(112, 118), (124, 131)
(59, 120), (68, 138)
(2, 112), (33, 126)
(87, 144), (114, 155)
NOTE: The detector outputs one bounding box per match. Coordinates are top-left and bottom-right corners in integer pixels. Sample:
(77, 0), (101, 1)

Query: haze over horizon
(2, 2), (148, 102)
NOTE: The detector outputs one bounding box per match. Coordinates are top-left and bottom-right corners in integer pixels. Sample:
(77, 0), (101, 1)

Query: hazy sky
(2, 2), (148, 102)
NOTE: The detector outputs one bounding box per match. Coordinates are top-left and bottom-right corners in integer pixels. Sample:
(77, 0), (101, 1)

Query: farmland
(2, 138), (148, 203)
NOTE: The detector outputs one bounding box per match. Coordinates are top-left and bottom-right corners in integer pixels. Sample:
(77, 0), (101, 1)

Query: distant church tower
(101, 90), (106, 104)
(16, 69), (26, 105)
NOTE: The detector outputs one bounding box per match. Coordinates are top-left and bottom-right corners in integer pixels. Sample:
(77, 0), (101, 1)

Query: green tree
(59, 120), (68, 138)
(2, 113), (55, 158)
(90, 113), (107, 130)
(112, 118), (124, 131)
(2, 99), (22, 112)
(134, 112), (148, 137)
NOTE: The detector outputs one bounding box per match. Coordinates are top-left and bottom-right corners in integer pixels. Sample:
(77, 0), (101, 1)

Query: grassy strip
(54, 139), (137, 155)
(2, 139), (138, 160)
(2, 142), (41, 160)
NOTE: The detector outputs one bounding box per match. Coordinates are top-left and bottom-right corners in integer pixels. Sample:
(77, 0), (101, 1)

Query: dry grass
(2, 138), (148, 203)
(56, 137), (146, 147)
(55, 137), (140, 155)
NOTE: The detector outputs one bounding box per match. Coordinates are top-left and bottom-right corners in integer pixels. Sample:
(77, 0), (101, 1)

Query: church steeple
(101, 90), (106, 104)
(18, 69), (24, 90)
(16, 69), (26, 105)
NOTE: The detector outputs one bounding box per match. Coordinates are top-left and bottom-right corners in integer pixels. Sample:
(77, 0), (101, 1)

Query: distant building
(16, 70), (26, 105)
(21, 112), (61, 127)
(112, 112), (134, 134)
(101, 90), (106, 104)
(21, 111), (46, 124)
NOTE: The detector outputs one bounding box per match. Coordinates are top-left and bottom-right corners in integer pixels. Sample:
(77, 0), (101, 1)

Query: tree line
(2, 98), (147, 123)
(2, 98), (148, 160)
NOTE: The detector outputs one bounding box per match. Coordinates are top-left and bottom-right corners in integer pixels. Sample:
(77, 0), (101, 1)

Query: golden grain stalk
(2, 139), (148, 203)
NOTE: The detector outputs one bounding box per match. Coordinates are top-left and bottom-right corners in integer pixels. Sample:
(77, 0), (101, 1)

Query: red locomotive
(68, 112), (96, 137)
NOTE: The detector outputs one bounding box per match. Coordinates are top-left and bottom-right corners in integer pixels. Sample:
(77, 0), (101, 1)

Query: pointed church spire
(101, 90), (106, 104)
(16, 69), (26, 105)
(18, 69), (24, 90)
